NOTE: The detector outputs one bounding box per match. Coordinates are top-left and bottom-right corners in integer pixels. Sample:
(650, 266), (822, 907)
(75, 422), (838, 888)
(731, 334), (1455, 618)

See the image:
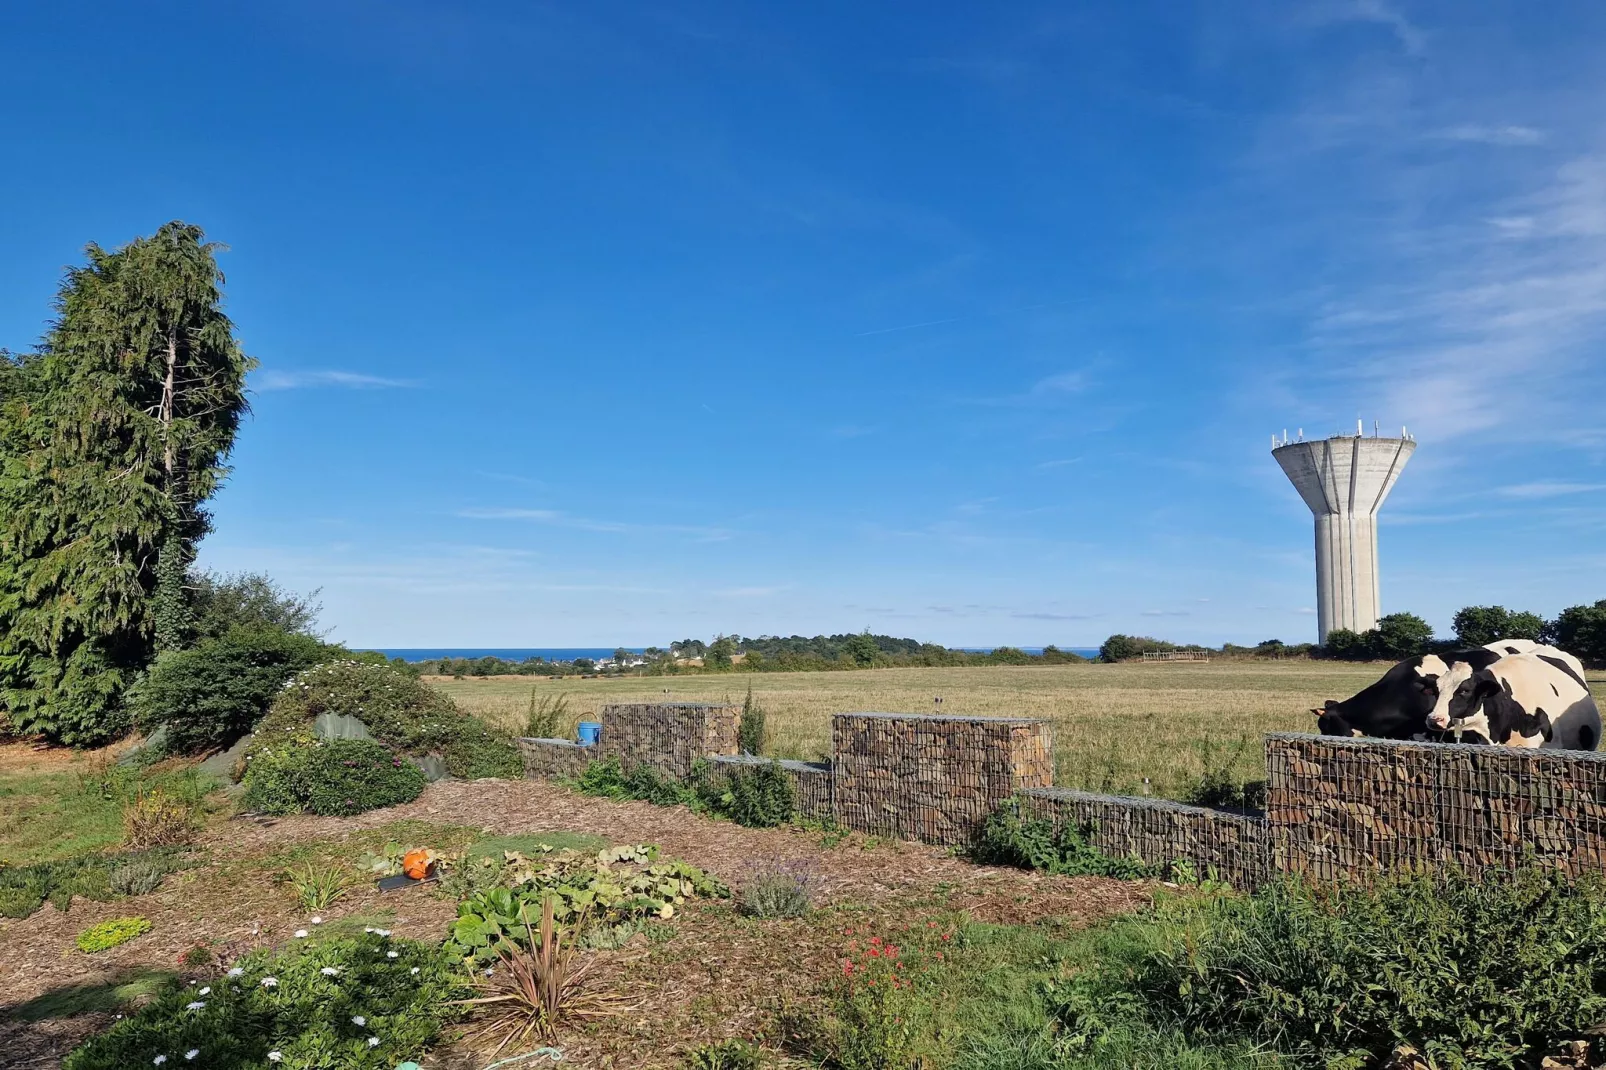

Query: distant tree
(672, 639), (706, 658)
(1368, 613), (1435, 660)
(842, 632), (880, 667)
(1099, 635), (1171, 662)
(573, 658), (595, 672)
(189, 571), (322, 640)
(613, 647), (631, 664)
(1255, 639), (1287, 658)
(705, 636), (737, 670)
(0, 222), (253, 744)
(1321, 628), (1369, 660)
(988, 646), (1032, 665)
(1505, 611), (1547, 642)
(1549, 600), (1606, 666)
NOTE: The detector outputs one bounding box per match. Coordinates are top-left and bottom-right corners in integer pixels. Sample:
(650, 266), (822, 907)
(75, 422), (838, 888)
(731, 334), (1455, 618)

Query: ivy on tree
(0, 222), (253, 744)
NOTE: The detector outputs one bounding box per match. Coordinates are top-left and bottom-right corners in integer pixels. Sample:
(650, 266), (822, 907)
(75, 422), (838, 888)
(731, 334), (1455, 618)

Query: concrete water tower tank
(1272, 422), (1415, 643)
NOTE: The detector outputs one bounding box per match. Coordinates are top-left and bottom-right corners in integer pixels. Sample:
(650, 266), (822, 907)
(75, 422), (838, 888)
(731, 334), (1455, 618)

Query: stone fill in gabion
(599, 702), (739, 780)
(832, 713), (1053, 845)
(517, 737), (595, 779)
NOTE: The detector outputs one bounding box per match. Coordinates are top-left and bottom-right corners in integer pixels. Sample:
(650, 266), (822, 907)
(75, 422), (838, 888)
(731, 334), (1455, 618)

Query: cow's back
(1492, 652), (1600, 751)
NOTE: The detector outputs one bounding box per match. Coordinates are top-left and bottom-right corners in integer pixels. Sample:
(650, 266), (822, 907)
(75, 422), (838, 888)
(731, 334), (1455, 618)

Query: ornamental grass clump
(738, 858), (816, 919)
(454, 895), (630, 1057)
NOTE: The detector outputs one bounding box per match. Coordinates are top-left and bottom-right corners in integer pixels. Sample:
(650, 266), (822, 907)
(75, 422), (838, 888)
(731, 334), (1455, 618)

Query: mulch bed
(0, 777), (1154, 1068)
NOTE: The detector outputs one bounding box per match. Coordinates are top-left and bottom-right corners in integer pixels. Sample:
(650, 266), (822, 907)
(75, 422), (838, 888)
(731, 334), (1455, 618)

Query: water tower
(1272, 422), (1415, 643)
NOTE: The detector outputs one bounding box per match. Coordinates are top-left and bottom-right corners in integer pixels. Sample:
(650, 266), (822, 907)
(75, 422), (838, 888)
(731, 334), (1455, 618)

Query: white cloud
(1495, 481), (1606, 499)
(255, 369), (415, 391)
(1433, 124), (1545, 146)
(457, 507), (732, 541)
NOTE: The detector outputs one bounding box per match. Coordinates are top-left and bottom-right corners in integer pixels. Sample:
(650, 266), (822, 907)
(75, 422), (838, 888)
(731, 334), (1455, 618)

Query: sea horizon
(365, 646), (1104, 663)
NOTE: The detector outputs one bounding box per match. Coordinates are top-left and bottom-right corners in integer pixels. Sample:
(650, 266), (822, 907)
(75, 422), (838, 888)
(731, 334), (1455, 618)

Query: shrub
(738, 858), (815, 919)
(1183, 736), (1266, 813)
(187, 569), (323, 640)
(972, 799), (1162, 879)
(1122, 868), (1606, 1069)
(244, 738), (427, 816)
(572, 756), (701, 808)
(123, 788), (202, 848)
(64, 930), (462, 1070)
(684, 1038), (765, 1069)
(131, 625), (338, 754)
(252, 660), (521, 778)
(76, 916), (152, 953)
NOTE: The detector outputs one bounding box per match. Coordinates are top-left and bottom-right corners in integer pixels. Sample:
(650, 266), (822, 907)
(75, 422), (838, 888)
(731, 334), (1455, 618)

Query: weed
(285, 861), (353, 911)
(76, 917), (152, 953)
(1183, 736), (1267, 812)
(738, 686), (766, 755)
(525, 690), (573, 739)
(972, 799), (1161, 879)
(739, 858), (816, 920)
(178, 942), (214, 967)
(684, 1038), (765, 1070)
(122, 788), (201, 848)
(822, 922), (955, 1070)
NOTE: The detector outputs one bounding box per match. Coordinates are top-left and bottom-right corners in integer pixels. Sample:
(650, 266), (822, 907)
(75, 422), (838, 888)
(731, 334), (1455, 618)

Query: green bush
(131, 626), (338, 754)
(251, 660), (520, 778)
(76, 916), (152, 953)
(1116, 869), (1606, 1069)
(972, 799), (1162, 879)
(572, 756), (701, 808)
(243, 739), (426, 816)
(719, 762), (794, 828)
(64, 930), (461, 1070)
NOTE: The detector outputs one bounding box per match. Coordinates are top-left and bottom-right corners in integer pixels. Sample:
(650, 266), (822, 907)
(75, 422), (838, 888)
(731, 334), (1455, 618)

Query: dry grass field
(431, 661), (1386, 800)
(437, 661), (1606, 801)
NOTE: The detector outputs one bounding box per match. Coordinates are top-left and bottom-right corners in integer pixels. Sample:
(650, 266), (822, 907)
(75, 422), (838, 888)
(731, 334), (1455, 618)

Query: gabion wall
(703, 754), (836, 823)
(832, 713), (1053, 845)
(517, 737), (596, 780)
(1022, 787), (1269, 886)
(599, 702), (739, 780)
(1265, 733), (1606, 881)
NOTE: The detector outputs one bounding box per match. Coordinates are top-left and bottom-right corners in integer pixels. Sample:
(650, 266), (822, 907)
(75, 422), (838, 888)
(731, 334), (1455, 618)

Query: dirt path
(1, 777), (1153, 1068)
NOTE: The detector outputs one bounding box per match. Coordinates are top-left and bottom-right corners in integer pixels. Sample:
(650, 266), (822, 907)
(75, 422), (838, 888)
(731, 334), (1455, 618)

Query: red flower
(870, 937), (882, 945)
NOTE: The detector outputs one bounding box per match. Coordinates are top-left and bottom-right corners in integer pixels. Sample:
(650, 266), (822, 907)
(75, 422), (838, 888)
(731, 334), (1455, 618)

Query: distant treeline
(1100, 600), (1606, 667)
(412, 632), (1089, 677)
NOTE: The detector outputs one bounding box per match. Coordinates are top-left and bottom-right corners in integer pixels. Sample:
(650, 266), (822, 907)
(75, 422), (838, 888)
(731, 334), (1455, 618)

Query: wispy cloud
(457, 507), (732, 541)
(972, 368), (1094, 408)
(1035, 457), (1082, 470)
(1433, 124), (1545, 146)
(1141, 609), (1191, 617)
(255, 369), (416, 391)
(1012, 611), (1098, 620)
(1496, 481), (1606, 499)
(715, 585), (785, 597)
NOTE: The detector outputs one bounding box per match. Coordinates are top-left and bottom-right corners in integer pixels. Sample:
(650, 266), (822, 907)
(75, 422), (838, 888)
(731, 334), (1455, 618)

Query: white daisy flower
(294, 930), (308, 938)
(352, 1015), (366, 1026)
(386, 951), (399, 959)
(261, 977), (278, 988)
(198, 987), (210, 995)
(185, 1051), (199, 1061)
(363, 927), (375, 933)
(410, 967), (420, 975)
(154, 1058), (167, 1066)
(268, 1053), (283, 1063)
(367, 1037), (380, 1048)
(320, 966), (339, 976)
(227, 968), (244, 977)
(310, 916), (323, 924)
(185, 1001), (205, 1011)
(375, 929), (391, 937)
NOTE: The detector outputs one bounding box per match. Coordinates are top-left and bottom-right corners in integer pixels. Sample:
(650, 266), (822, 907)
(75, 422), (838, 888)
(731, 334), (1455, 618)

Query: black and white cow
(1424, 641), (1587, 736)
(1311, 651), (1477, 739)
(1427, 650), (1600, 750)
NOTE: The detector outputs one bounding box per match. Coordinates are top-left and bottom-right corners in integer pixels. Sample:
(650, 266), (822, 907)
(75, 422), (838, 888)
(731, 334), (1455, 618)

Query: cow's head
(1312, 701), (1361, 737)
(1434, 667), (1500, 732)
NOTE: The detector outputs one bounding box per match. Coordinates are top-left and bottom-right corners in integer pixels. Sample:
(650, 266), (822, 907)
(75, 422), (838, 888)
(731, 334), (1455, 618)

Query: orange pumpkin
(402, 848), (436, 881)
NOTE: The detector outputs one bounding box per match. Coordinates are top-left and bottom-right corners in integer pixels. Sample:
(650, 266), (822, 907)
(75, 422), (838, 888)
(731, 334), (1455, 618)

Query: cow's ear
(1309, 707), (1325, 718)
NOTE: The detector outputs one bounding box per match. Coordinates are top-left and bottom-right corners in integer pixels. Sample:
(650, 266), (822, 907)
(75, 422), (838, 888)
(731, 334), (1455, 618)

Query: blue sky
(4, 2), (1605, 648)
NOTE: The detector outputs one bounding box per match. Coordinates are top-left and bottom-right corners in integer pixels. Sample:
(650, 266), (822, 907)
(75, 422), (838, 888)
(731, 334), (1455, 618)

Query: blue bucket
(577, 722), (602, 746)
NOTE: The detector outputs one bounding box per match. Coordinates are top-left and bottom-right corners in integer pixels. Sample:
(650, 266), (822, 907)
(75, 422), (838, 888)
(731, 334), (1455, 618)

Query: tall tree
(0, 222), (253, 743)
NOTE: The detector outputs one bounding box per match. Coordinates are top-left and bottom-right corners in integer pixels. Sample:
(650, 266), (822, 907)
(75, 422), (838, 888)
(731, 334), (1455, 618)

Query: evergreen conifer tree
(0, 222), (253, 743)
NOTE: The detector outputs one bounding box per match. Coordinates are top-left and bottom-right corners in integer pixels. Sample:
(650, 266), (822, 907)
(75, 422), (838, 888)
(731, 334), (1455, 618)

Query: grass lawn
(436, 661), (1606, 801)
